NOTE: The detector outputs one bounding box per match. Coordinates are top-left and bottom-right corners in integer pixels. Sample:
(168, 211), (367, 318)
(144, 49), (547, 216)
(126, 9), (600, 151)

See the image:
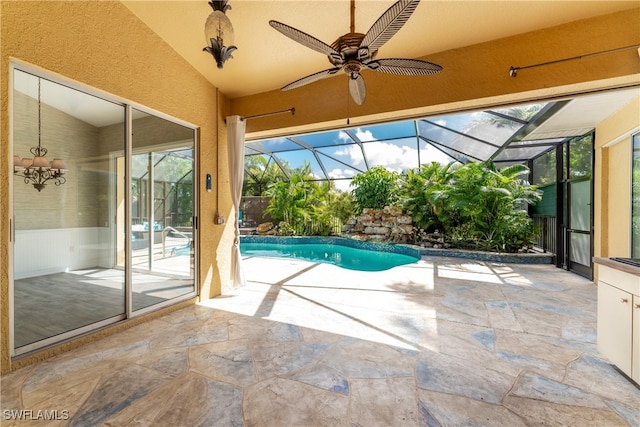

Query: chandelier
(13, 77), (67, 192)
(202, 0), (237, 69)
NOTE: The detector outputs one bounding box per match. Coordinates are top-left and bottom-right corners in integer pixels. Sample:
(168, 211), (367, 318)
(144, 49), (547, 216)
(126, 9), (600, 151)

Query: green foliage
(262, 158), (540, 252)
(569, 134), (592, 180)
(350, 166), (399, 211)
(633, 146), (640, 257)
(398, 162), (453, 232)
(325, 189), (357, 224)
(276, 221), (295, 236)
(399, 161), (541, 253)
(264, 163), (355, 236)
(243, 155), (288, 196)
(307, 188), (356, 236)
(263, 164), (314, 227)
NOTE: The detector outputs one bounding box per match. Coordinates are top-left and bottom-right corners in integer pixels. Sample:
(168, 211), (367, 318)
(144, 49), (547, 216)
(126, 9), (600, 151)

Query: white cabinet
(597, 264), (640, 384)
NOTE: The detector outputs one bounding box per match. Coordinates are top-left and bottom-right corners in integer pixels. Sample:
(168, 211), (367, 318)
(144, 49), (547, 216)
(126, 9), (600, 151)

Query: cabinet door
(597, 282), (632, 375)
(633, 295), (640, 383)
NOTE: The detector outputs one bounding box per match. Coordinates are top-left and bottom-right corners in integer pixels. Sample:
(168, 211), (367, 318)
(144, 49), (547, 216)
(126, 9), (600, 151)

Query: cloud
(327, 168), (354, 192)
(365, 140), (419, 172)
(331, 128), (454, 174)
(333, 144), (365, 167)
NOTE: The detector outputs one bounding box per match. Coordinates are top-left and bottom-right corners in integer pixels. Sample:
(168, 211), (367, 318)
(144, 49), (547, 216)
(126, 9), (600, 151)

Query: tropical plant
(325, 189), (357, 225)
(350, 166), (399, 211)
(276, 221), (296, 236)
(307, 187), (357, 236)
(264, 163), (354, 236)
(398, 162), (454, 232)
(262, 158), (540, 252)
(441, 162), (541, 252)
(263, 163), (314, 227)
(243, 155), (288, 196)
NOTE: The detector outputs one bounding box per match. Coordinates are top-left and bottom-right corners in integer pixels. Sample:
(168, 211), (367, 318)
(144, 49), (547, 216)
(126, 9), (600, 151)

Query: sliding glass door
(11, 67), (197, 355)
(12, 69), (127, 351)
(129, 109), (196, 312)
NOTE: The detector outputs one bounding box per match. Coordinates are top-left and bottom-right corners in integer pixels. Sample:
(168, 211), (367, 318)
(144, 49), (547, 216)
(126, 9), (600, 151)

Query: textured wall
(593, 97), (640, 265)
(1, 1), (226, 373)
(232, 8), (640, 139)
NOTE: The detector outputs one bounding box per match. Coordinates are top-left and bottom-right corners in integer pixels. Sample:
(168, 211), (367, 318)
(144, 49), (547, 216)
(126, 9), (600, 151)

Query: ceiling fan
(269, 0), (442, 105)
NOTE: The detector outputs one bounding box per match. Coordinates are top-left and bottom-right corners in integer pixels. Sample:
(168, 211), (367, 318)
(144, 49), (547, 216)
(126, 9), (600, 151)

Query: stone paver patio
(2, 255), (639, 426)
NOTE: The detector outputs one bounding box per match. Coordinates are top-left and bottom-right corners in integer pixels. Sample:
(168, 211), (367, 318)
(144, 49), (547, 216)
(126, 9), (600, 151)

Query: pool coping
(240, 235), (553, 264)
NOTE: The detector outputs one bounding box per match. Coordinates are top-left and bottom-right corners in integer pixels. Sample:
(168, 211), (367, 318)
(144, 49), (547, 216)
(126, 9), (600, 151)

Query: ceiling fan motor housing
(329, 33), (377, 66)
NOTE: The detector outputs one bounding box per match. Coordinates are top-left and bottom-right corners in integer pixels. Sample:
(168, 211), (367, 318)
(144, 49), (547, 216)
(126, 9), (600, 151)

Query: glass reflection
(418, 120), (498, 161)
(13, 69), (125, 349)
(246, 137), (302, 153)
(130, 109), (196, 312)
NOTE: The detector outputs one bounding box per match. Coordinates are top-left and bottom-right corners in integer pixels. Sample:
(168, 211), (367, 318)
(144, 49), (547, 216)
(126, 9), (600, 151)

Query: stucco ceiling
(122, 0), (638, 100)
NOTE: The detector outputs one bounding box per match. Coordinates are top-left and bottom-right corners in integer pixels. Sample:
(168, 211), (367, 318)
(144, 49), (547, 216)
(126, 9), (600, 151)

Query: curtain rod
(225, 107), (296, 123)
(509, 44), (640, 77)
(242, 107), (295, 121)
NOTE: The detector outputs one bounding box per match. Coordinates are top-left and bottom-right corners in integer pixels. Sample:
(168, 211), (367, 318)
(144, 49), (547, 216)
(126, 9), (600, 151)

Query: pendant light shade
(203, 1), (237, 69)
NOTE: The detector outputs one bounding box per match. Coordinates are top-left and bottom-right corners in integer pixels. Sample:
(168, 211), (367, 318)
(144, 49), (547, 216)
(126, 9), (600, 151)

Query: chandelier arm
(13, 76), (67, 191)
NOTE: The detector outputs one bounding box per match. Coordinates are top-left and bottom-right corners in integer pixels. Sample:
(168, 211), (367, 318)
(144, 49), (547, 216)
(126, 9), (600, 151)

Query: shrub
(276, 221), (295, 236)
(264, 163), (355, 236)
(350, 166), (399, 211)
(398, 162), (453, 232)
(441, 162), (541, 252)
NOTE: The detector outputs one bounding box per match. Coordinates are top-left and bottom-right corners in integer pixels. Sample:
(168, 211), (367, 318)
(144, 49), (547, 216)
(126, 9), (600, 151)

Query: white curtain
(227, 115), (246, 288)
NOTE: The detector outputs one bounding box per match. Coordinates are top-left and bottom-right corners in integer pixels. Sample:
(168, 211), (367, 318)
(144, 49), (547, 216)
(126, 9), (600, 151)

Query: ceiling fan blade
(367, 58), (443, 76)
(281, 68), (341, 91)
(349, 74), (366, 105)
(360, 0), (420, 52)
(269, 20), (340, 57)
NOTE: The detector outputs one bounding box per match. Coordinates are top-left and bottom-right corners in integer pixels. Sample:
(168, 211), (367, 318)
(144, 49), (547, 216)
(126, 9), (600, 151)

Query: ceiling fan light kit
(269, 0), (442, 105)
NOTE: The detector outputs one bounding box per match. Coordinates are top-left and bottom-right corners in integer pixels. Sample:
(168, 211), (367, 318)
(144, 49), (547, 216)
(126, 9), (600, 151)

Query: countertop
(593, 257), (640, 276)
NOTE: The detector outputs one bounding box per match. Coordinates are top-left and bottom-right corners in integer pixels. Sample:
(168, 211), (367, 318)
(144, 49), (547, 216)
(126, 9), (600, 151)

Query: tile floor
(2, 255), (639, 426)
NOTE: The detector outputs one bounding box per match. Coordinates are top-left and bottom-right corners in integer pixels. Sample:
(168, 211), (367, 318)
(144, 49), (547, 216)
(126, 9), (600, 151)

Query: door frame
(9, 62), (199, 356)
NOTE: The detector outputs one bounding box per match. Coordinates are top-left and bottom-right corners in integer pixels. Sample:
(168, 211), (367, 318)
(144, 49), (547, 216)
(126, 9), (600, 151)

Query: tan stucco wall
(1, 1), (230, 373)
(1, 1), (639, 373)
(593, 96), (640, 280)
(233, 7), (640, 140)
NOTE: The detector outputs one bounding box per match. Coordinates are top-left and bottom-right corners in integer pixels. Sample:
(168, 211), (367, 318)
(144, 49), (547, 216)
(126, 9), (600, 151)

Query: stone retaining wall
(341, 206), (414, 243)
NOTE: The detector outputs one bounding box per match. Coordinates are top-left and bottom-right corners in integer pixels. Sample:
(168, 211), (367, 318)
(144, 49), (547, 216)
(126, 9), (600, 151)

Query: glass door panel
(566, 134), (593, 278)
(569, 232), (591, 266)
(569, 180), (591, 232)
(130, 109), (196, 312)
(12, 69), (126, 351)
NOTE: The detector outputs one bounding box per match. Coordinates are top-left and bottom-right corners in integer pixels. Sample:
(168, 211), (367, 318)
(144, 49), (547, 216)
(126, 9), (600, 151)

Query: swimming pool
(239, 237), (420, 271)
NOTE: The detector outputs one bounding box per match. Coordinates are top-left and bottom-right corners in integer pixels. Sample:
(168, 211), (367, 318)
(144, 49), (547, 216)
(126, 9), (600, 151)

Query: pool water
(239, 242), (419, 271)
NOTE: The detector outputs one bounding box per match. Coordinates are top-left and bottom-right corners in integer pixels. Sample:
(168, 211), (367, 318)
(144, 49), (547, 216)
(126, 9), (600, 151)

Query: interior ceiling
(122, 0), (639, 100)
